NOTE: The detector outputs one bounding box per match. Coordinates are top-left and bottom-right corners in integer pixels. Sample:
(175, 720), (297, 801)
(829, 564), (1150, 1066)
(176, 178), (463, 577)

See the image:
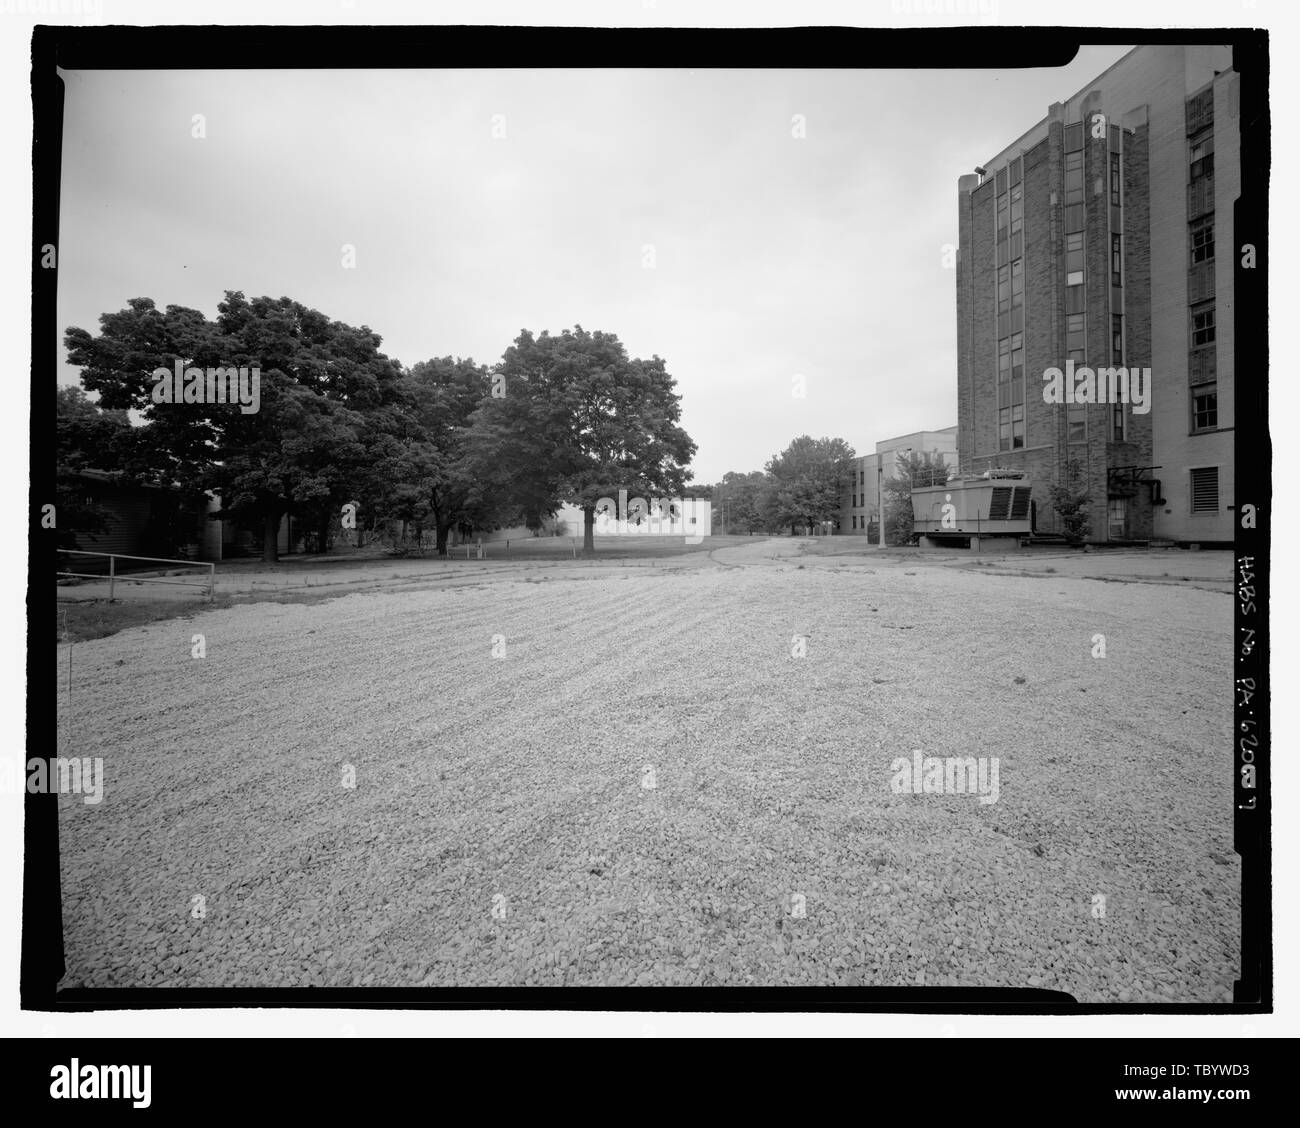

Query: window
(1191, 218), (1215, 264)
(1068, 404), (1087, 443)
(997, 263), (1010, 315)
(1111, 314), (1123, 364)
(997, 192), (1008, 244)
(1066, 231), (1084, 287)
(1064, 150), (1084, 208)
(1192, 306), (1216, 348)
(852, 515), (858, 530)
(1066, 313), (1085, 356)
(1192, 383), (1218, 432)
(852, 493), (857, 508)
(1186, 88), (1215, 135)
(1190, 466), (1219, 512)
(1010, 258), (1023, 311)
(1113, 401), (1125, 442)
(998, 333), (1026, 451)
(1111, 233), (1122, 286)
(1110, 152), (1121, 206)
(1190, 136), (1215, 180)
(859, 469), (865, 487)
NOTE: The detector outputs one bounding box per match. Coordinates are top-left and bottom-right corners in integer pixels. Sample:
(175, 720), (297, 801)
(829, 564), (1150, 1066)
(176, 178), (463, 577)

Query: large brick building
(955, 44), (1238, 544)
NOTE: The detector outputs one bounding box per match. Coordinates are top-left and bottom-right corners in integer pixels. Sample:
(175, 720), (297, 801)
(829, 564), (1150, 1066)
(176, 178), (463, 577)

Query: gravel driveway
(55, 540), (1239, 999)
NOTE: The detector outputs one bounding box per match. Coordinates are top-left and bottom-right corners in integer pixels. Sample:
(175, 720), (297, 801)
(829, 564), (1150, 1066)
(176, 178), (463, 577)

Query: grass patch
(55, 588), (366, 643)
(57, 596), (235, 643)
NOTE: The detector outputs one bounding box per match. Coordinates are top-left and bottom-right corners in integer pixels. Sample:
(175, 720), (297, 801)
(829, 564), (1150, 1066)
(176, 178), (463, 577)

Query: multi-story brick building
(955, 45), (1237, 544)
(838, 427), (957, 535)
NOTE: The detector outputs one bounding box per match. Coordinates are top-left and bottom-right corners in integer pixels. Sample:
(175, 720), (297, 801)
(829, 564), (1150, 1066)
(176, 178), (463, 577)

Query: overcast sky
(57, 49), (1131, 483)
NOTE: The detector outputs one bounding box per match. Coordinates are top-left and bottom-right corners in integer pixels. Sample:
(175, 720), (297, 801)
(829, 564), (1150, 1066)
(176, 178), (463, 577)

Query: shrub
(1049, 460), (1092, 544)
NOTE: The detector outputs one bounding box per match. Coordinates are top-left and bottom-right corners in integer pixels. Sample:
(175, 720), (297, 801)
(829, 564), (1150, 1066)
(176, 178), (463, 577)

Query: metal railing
(57, 550), (216, 602)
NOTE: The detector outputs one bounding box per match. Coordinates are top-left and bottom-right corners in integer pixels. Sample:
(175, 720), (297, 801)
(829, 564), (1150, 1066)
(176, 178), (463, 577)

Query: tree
(1049, 459), (1092, 544)
(372, 356), (493, 556)
(712, 469), (775, 535)
(467, 327), (696, 554)
(64, 292), (406, 562)
(882, 450), (950, 546)
(764, 436), (855, 534)
(54, 385), (133, 550)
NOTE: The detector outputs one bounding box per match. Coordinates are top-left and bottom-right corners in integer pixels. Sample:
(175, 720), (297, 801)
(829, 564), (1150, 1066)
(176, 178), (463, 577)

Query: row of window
(1188, 90), (1218, 438)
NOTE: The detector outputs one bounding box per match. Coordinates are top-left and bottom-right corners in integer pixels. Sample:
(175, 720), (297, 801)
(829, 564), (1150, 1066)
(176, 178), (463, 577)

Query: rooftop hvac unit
(911, 478), (1036, 539)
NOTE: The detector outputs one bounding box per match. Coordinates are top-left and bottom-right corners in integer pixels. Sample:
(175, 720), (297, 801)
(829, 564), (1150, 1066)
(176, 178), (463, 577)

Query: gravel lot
(55, 539), (1239, 999)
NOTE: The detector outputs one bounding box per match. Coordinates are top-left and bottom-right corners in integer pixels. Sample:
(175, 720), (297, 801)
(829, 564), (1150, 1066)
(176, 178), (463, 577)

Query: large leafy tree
(64, 292), (406, 562)
(711, 469), (774, 535)
(371, 356), (494, 555)
(54, 385), (133, 550)
(764, 435), (856, 534)
(467, 327), (696, 554)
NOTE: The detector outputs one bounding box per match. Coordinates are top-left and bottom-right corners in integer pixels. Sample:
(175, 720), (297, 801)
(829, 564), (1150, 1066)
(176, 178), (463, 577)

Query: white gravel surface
(55, 539), (1239, 998)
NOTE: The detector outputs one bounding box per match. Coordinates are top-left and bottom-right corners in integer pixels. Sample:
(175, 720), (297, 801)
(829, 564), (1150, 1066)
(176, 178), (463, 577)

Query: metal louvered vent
(1009, 487), (1031, 521)
(987, 487), (1013, 521)
(1190, 467), (1219, 512)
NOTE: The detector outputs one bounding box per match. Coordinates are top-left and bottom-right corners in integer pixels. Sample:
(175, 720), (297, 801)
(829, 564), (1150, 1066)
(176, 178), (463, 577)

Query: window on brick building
(1110, 152), (1121, 206)
(1066, 313), (1085, 357)
(1191, 218), (1215, 264)
(1111, 233), (1123, 286)
(1190, 136), (1214, 181)
(1192, 305), (1216, 348)
(1064, 150), (1084, 208)
(1192, 384), (1218, 432)
(1112, 315), (1125, 442)
(1066, 231), (1084, 287)
(1068, 403), (1087, 443)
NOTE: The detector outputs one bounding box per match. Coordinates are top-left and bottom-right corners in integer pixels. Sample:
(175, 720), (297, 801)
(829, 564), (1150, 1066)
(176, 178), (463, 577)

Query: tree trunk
(316, 513), (330, 555)
(262, 512), (280, 563)
(436, 521), (451, 557)
(583, 505), (596, 555)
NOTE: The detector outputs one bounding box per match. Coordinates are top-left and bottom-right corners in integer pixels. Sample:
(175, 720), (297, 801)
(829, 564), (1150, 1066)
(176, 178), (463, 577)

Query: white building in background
(557, 494), (712, 539)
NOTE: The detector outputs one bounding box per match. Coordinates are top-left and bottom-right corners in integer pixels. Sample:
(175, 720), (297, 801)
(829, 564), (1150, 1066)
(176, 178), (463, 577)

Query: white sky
(57, 51), (1132, 482)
